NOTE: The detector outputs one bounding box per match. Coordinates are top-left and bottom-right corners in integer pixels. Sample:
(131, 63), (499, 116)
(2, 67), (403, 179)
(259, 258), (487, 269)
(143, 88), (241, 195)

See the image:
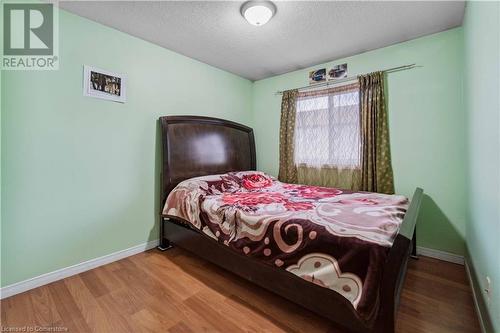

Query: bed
(158, 115), (423, 333)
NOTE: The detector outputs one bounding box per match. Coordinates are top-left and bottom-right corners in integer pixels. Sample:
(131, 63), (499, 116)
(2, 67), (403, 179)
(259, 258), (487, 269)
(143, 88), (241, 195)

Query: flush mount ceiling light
(241, 1), (276, 26)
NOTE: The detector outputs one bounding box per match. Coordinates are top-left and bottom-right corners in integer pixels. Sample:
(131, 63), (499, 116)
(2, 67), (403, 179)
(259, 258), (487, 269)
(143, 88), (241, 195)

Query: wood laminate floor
(1, 248), (481, 332)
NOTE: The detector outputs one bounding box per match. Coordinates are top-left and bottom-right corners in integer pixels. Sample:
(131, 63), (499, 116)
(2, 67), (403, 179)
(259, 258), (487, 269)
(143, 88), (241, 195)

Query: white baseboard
(0, 242), (464, 300)
(0, 239), (159, 300)
(417, 246), (465, 265)
(465, 260), (487, 333)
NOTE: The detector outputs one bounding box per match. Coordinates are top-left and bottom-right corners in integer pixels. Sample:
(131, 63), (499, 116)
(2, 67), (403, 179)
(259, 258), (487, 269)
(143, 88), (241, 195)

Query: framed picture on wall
(308, 68), (326, 85)
(328, 63), (348, 80)
(83, 65), (127, 103)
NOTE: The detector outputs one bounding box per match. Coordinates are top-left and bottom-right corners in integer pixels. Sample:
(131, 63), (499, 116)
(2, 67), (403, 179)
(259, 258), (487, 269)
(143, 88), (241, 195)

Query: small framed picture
(83, 65), (127, 103)
(309, 68), (326, 85)
(328, 63), (348, 80)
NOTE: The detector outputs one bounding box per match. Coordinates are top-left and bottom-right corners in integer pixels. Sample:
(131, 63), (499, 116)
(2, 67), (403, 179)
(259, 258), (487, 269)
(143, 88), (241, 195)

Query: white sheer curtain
(293, 83), (362, 189)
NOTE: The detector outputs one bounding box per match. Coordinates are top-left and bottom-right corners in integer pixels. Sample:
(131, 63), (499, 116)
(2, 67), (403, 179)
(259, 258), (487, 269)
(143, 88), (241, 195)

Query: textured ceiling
(57, 1), (465, 81)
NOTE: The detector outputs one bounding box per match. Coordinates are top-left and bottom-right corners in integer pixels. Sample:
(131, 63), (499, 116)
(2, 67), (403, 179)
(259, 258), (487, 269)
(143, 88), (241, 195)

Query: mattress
(163, 171), (408, 320)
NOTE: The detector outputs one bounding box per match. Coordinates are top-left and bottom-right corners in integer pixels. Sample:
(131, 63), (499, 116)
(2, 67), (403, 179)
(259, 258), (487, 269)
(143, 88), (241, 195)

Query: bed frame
(158, 115), (423, 333)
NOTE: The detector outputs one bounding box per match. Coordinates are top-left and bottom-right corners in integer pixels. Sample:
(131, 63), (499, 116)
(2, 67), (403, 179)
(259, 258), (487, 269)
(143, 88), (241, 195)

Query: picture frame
(308, 68), (326, 85)
(83, 65), (127, 103)
(328, 63), (348, 80)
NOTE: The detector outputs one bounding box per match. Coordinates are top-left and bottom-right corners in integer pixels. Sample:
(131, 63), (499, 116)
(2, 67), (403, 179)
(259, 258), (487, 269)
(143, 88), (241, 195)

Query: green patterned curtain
(278, 90), (299, 183)
(358, 72), (395, 194)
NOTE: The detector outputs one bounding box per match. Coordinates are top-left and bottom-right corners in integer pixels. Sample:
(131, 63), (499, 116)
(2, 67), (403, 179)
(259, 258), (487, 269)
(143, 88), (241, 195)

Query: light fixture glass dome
(241, 1), (276, 26)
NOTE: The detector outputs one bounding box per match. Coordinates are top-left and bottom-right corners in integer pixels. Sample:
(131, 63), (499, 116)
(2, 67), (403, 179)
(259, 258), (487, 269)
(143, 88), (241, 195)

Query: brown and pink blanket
(163, 171), (408, 320)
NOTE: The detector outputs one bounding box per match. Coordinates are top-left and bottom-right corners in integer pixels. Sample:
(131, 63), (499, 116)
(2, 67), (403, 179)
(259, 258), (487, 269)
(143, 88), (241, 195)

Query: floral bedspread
(163, 171), (408, 320)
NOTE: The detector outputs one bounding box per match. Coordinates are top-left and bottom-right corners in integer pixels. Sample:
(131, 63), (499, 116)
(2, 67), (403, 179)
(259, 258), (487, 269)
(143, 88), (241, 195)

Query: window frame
(293, 83), (361, 169)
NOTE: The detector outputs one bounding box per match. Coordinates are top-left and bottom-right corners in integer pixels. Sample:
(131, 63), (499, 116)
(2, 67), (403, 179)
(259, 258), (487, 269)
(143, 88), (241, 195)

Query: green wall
(1, 10), (252, 286)
(463, 2), (500, 331)
(253, 28), (467, 256)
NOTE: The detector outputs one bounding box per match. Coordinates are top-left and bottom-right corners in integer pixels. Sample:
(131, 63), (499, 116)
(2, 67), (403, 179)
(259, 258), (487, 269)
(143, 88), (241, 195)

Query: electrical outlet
(485, 276), (492, 304)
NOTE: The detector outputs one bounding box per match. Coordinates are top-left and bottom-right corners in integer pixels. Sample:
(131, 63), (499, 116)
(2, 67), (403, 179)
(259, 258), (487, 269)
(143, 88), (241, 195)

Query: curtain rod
(275, 63), (420, 95)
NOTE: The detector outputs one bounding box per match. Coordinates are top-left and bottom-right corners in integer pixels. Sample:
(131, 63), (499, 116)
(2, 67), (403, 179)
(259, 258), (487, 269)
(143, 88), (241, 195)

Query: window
(294, 84), (361, 169)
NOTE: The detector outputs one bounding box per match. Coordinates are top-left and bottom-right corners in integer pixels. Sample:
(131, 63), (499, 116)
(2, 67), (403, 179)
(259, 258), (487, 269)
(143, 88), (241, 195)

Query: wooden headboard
(160, 115), (256, 209)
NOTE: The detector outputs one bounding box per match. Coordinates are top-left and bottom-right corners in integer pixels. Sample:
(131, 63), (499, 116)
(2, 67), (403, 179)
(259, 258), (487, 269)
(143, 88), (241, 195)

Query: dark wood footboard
(375, 187), (423, 333)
